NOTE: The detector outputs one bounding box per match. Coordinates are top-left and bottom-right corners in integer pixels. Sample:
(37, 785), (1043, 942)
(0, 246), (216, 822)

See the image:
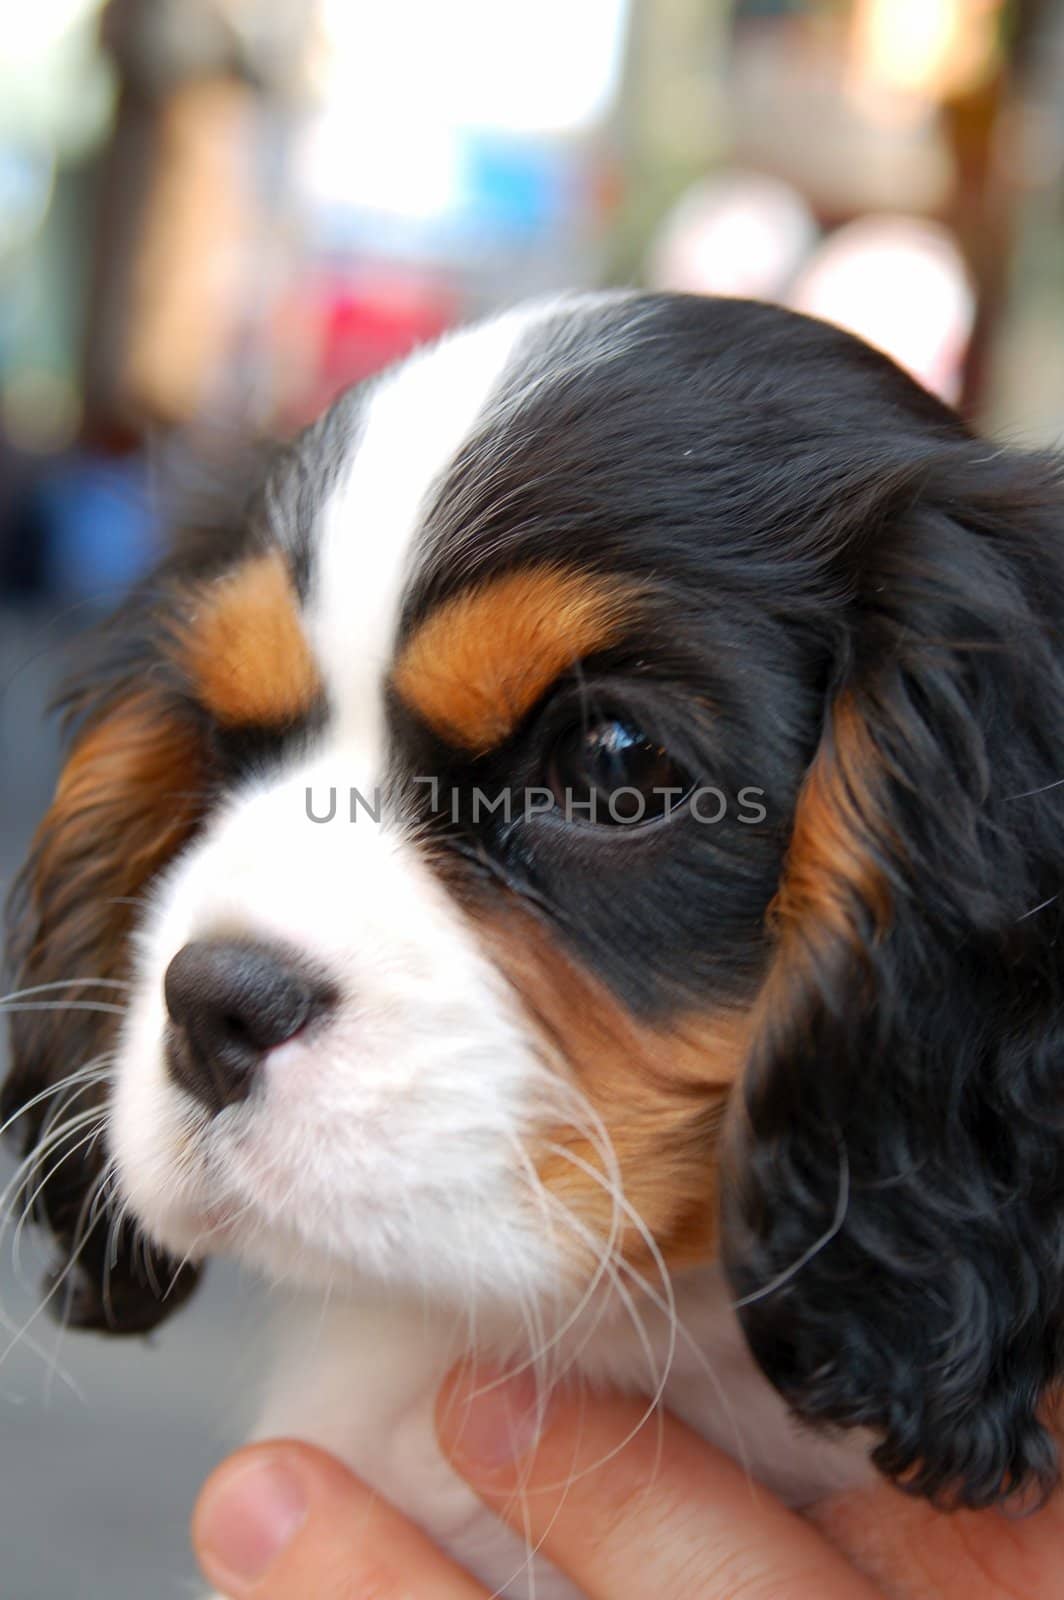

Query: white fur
(234, 1269), (867, 1600)
(109, 307), (871, 1600)
(307, 307), (533, 750)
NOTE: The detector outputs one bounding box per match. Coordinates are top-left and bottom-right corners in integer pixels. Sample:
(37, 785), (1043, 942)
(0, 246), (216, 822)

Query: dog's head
(7, 292), (1064, 1506)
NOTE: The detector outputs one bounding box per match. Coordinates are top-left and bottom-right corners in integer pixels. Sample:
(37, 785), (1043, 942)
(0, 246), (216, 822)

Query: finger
(437, 1365), (884, 1600)
(811, 1475), (1064, 1600)
(193, 1440), (490, 1600)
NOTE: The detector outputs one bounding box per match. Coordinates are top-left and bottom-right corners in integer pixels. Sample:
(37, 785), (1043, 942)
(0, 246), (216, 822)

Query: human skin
(192, 1366), (1062, 1600)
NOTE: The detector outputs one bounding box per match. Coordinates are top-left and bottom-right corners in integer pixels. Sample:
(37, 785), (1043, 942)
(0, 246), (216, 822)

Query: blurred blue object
(31, 453), (164, 603)
(0, 145), (54, 260)
(457, 132), (575, 236)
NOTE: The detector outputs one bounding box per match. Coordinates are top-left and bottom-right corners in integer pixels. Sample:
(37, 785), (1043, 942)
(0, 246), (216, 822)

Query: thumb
(192, 1439), (485, 1598)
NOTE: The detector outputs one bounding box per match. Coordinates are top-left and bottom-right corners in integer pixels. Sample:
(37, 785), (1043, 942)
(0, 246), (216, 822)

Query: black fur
(410, 296), (1064, 1507)
(5, 294), (1064, 1512)
(721, 445), (1064, 1508)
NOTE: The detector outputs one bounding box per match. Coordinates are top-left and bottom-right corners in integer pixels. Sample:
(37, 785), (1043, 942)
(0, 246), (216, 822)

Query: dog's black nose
(164, 939), (331, 1113)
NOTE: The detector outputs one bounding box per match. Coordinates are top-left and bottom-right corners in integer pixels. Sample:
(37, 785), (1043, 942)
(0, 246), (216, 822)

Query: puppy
(7, 292), (1064, 1596)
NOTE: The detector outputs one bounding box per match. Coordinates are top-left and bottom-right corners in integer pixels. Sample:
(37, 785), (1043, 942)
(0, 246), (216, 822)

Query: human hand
(192, 1367), (1063, 1599)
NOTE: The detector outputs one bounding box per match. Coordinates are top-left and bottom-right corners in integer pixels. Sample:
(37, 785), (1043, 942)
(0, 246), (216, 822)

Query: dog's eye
(546, 719), (692, 825)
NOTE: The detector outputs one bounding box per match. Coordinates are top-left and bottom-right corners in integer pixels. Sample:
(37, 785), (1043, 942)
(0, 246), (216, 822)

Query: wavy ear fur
(723, 449), (1064, 1508)
(2, 593), (209, 1332)
(1, 492), (267, 1333)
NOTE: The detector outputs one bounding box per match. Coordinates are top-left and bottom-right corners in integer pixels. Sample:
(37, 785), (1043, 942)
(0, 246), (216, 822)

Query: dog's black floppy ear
(722, 448), (1064, 1508)
(2, 585), (209, 1334)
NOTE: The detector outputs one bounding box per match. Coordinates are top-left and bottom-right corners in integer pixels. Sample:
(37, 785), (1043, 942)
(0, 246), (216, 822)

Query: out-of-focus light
(310, 0), (630, 179)
(0, 0), (114, 157)
(647, 174), (819, 301)
(300, 0), (630, 225)
(315, 0), (629, 135)
(788, 216), (975, 404)
(303, 0), (629, 224)
(849, 0), (1000, 104)
(2, 368), (82, 454)
(300, 108), (462, 222)
(0, 0), (103, 64)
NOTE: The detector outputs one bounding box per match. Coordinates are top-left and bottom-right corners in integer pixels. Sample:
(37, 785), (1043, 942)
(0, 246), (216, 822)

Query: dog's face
(7, 292), (1064, 1508)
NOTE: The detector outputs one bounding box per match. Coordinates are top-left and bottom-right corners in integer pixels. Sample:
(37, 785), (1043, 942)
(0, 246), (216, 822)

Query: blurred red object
(276, 267), (460, 428)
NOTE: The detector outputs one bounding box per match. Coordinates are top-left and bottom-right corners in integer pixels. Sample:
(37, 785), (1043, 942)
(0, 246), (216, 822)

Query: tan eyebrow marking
(392, 566), (639, 754)
(182, 551), (321, 726)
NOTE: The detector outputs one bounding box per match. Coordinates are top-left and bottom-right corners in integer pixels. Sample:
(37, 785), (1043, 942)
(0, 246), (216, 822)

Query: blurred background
(1, 0), (1063, 1594)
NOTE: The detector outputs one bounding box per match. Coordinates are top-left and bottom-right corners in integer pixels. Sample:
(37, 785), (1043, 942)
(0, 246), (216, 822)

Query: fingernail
(196, 1454), (308, 1587)
(444, 1367), (551, 1472)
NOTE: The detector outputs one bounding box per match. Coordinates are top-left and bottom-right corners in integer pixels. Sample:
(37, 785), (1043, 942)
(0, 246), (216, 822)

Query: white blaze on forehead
(306, 311), (532, 753)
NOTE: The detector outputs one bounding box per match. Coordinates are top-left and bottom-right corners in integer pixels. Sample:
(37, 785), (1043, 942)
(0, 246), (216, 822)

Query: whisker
(483, 1178), (667, 1593)
(478, 1122), (625, 1397)
(36, 1059), (114, 1147)
(0, 1106), (107, 1252)
(505, 1138), (680, 1498)
(1017, 893), (1059, 922)
(0, 1060), (113, 1145)
(1006, 774), (1064, 801)
(607, 1250), (757, 1494)
(730, 1142), (850, 1310)
(1, 1144), (114, 1366)
(469, 1070), (681, 1600)
(51, 1156), (117, 1357)
(542, 1141), (669, 1396)
(0, 1295), (84, 1403)
(11, 1116), (110, 1281)
(0, 1001), (128, 1017)
(1, 1108), (109, 1311)
(0, 978), (134, 1004)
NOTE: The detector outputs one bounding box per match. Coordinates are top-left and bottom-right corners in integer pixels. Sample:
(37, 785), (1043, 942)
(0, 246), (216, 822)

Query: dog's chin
(124, 1186), (564, 1313)
(147, 1199), (371, 1295)
(109, 1075), (560, 1312)
(112, 1143), (429, 1299)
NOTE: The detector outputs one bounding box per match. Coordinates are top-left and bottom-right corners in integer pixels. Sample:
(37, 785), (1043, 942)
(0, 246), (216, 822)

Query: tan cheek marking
(477, 910), (753, 1273)
(182, 551), (321, 726)
(392, 566), (638, 754)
